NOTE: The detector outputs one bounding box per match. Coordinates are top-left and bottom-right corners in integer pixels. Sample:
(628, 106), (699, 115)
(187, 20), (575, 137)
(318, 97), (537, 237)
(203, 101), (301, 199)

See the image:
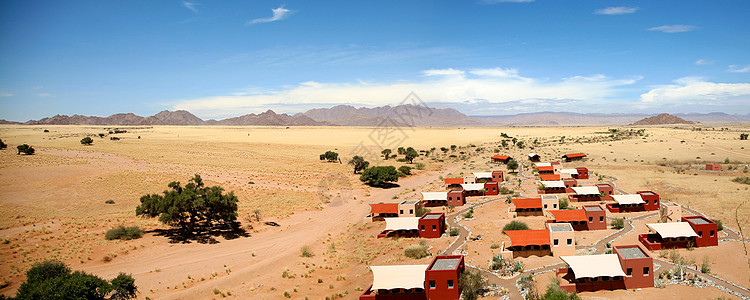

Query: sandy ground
(0, 124), (748, 299)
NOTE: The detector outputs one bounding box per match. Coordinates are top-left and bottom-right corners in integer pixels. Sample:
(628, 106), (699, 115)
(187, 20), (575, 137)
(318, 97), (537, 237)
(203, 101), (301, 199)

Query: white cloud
(0, 92), (12, 97)
(36, 93), (53, 98)
(640, 77), (750, 105)
(728, 65), (750, 73)
(169, 68), (640, 118)
(183, 1), (199, 13)
(595, 6), (638, 15)
(695, 59), (714, 66)
(647, 25), (697, 33)
(422, 68), (465, 76)
(247, 6), (292, 25)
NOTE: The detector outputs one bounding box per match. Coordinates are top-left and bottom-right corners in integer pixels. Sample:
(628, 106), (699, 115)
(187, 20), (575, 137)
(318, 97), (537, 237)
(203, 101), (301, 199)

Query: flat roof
(370, 265), (428, 290)
(571, 186), (600, 195)
(430, 258), (461, 271)
(512, 198), (543, 209)
(384, 217), (420, 231)
(549, 223), (574, 232)
(563, 153), (587, 158)
(612, 194), (645, 205)
(685, 217), (711, 225)
(540, 180), (565, 188)
(646, 222), (698, 239)
(401, 200), (419, 205)
(370, 203), (400, 214)
(421, 192), (448, 201)
(422, 213), (442, 220)
(461, 183), (486, 191)
(618, 247), (648, 259)
(639, 191), (656, 196)
(539, 174), (561, 181)
(473, 172), (493, 178)
(559, 169), (579, 175)
(561, 254), (626, 279)
(492, 155), (510, 160)
(505, 229), (550, 247)
(549, 209), (587, 222)
(583, 205), (603, 211)
(444, 178), (464, 185)
(535, 162), (552, 167)
(541, 194), (559, 200)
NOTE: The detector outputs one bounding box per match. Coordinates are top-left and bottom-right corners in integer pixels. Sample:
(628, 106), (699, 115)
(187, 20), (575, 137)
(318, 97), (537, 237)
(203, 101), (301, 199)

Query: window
(589, 217), (593, 222)
(710, 230), (715, 237)
(553, 239), (559, 246)
(429, 280), (435, 289)
(409, 209), (413, 214)
(400, 210), (404, 214)
(643, 267), (649, 275)
(432, 225), (437, 231)
(420, 225), (425, 231)
(448, 197), (452, 201)
(544, 204), (548, 209)
(626, 268), (632, 276)
(554, 204), (558, 209)
(447, 280), (454, 288)
(600, 216), (604, 222)
(655, 200), (659, 206)
(567, 239), (573, 246)
(698, 231), (703, 237)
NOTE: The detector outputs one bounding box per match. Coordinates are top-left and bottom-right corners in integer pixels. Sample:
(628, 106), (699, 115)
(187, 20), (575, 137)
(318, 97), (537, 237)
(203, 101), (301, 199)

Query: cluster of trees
(319, 151), (339, 162)
(741, 133), (749, 140)
(17, 144), (35, 155)
(135, 175), (239, 235)
(5, 260), (136, 299)
(348, 156), (370, 173)
(359, 166), (400, 187)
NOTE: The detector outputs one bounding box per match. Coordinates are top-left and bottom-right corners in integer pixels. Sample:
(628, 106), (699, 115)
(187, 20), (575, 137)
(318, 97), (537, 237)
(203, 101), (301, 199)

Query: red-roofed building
(360, 255), (465, 300)
(491, 155), (511, 164)
(548, 205), (607, 231)
(562, 153), (587, 162)
(443, 177), (463, 190)
(369, 203), (399, 221)
(539, 174), (560, 181)
(537, 165), (555, 174)
(503, 229), (551, 258)
(557, 245), (653, 293)
(377, 213), (446, 239)
(511, 198), (543, 216)
(638, 216), (717, 250)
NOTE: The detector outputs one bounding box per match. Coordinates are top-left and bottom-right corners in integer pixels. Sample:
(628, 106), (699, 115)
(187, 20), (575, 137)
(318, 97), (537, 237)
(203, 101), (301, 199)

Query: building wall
(447, 190), (465, 206)
(706, 163), (722, 171)
(584, 206), (607, 230)
(425, 256), (464, 300)
(569, 194), (600, 202)
(463, 176), (476, 184)
(637, 191), (660, 211)
(359, 286), (427, 300)
(516, 208), (544, 217)
(542, 196), (559, 211)
(484, 182), (498, 195)
(615, 245), (654, 290)
(491, 171), (504, 182)
(418, 214), (445, 239)
(563, 178), (577, 188)
(684, 216), (719, 247)
(398, 202), (420, 217)
(606, 203), (645, 213)
(575, 167), (589, 179)
(549, 230), (576, 256)
(659, 202), (682, 223)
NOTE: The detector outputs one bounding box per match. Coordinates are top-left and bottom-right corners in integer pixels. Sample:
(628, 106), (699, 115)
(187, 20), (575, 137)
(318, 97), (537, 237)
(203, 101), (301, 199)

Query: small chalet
(539, 180), (566, 194)
(473, 171), (504, 183)
(659, 201), (682, 223)
(562, 153), (587, 162)
(369, 203), (400, 220)
(378, 213), (446, 239)
(421, 191), (465, 207)
(547, 205), (607, 231)
(360, 255), (465, 300)
(500, 223), (575, 258)
(557, 245), (653, 293)
(491, 155), (512, 164)
(568, 186), (601, 202)
(528, 153), (541, 162)
(535, 162), (555, 174)
(460, 182), (498, 197)
(542, 195), (560, 211)
(706, 163), (722, 171)
(639, 216), (718, 250)
(606, 191), (659, 213)
(443, 177), (464, 190)
(511, 198), (543, 217)
(539, 173), (561, 181)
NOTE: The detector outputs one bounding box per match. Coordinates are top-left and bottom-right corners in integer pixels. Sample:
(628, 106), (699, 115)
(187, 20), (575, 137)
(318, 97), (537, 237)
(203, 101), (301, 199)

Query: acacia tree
(507, 159), (519, 172)
(381, 148), (392, 160)
(81, 137), (94, 145)
(17, 144), (35, 155)
(359, 166), (399, 187)
(13, 260), (137, 300)
(135, 174), (239, 235)
(405, 147), (418, 164)
(348, 155), (370, 174)
(319, 151), (339, 162)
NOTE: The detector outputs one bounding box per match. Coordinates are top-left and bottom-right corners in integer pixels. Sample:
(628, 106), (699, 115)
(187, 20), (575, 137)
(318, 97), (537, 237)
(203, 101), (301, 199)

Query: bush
(502, 220), (529, 233)
(712, 219), (723, 231)
(449, 227), (460, 236)
(300, 245), (314, 258)
(105, 226), (144, 241)
(398, 166), (412, 175)
(404, 242), (430, 259)
(14, 260), (137, 300)
(16, 144), (35, 155)
(459, 270), (487, 300)
(559, 198), (569, 210)
(110, 137), (120, 141)
(80, 137), (93, 145)
(415, 162), (425, 170)
(415, 206), (430, 217)
(498, 186), (513, 195)
(104, 200), (115, 204)
(359, 166), (400, 187)
(610, 218), (625, 230)
(490, 243), (500, 249)
(731, 177), (750, 185)
(0, 138), (6, 149)
(319, 151), (339, 162)
(463, 208), (474, 219)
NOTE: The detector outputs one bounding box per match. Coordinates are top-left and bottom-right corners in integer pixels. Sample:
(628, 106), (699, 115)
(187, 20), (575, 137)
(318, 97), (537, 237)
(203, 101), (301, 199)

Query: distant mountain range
(631, 113), (700, 126)
(2, 106), (749, 126)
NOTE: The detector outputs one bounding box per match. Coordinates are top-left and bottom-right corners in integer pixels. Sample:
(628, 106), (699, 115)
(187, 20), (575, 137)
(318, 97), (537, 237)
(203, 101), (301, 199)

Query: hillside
(22, 110), (327, 126)
(630, 113), (700, 126)
(303, 104), (483, 126)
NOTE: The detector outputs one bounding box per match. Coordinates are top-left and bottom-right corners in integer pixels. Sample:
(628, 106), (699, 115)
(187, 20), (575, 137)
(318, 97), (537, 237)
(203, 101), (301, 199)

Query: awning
(564, 153), (587, 158)
(461, 183), (486, 191)
(571, 187), (600, 195)
(371, 265), (429, 290)
(492, 155), (510, 160)
(549, 209), (587, 222)
(540, 180), (565, 188)
(505, 229), (550, 247)
(612, 195), (645, 205)
(370, 203), (400, 214)
(473, 172), (493, 179)
(443, 178), (464, 185)
(646, 222), (699, 239)
(559, 169), (579, 175)
(535, 162), (552, 167)
(421, 192), (448, 201)
(384, 217), (420, 231)
(561, 254), (626, 279)
(512, 198), (543, 209)
(539, 174), (561, 181)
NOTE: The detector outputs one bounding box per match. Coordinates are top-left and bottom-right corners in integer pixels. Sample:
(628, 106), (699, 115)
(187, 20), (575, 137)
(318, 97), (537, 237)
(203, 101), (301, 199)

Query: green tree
(450, 145), (457, 151)
(319, 151), (339, 162)
(348, 156), (370, 174)
(81, 137), (94, 145)
(398, 165), (412, 175)
(501, 140), (508, 148)
(13, 260), (137, 300)
(507, 159), (519, 172)
(0, 138), (6, 149)
(16, 144), (35, 155)
(135, 174), (239, 235)
(381, 148), (392, 160)
(740, 133), (749, 140)
(397, 147), (406, 155)
(516, 141), (525, 148)
(405, 147), (418, 164)
(359, 166), (399, 187)
(459, 269), (487, 300)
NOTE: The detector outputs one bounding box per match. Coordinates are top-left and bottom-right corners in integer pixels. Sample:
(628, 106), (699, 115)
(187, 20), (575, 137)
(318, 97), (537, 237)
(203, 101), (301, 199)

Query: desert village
(0, 122), (749, 300)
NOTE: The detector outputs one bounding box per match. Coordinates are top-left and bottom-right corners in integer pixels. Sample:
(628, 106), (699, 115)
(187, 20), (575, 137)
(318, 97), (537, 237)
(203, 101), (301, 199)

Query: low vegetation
(105, 226), (144, 241)
(300, 245), (314, 258)
(81, 136), (93, 145)
(8, 260), (137, 299)
(0, 138), (7, 149)
(398, 165), (412, 175)
(731, 177), (750, 185)
(558, 198), (569, 210)
(610, 217), (625, 230)
(415, 206), (430, 217)
(502, 220), (529, 232)
(404, 241), (430, 259)
(712, 219), (723, 231)
(16, 144), (35, 155)
(489, 255), (523, 276)
(449, 227), (460, 236)
(459, 269), (487, 300)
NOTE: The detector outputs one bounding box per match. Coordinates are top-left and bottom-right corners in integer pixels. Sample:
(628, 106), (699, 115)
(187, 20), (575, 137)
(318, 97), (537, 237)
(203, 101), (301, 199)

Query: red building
(491, 155), (511, 164)
(369, 203), (400, 220)
(562, 153), (587, 162)
(378, 213), (446, 239)
(421, 191), (465, 207)
(460, 183), (487, 197)
(557, 244), (653, 293)
(447, 190), (466, 206)
(472, 171), (503, 183)
(360, 255), (464, 300)
(539, 180), (567, 194)
(484, 181), (499, 196)
(537, 165), (555, 174)
(563, 178), (578, 192)
(503, 229), (551, 258)
(705, 163), (722, 171)
(596, 183), (614, 200)
(491, 170), (504, 182)
(575, 167), (589, 179)
(548, 205), (607, 231)
(638, 217), (718, 250)
(511, 198), (543, 216)
(637, 191), (660, 211)
(443, 178), (463, 190)
(607, 192), (660, 213)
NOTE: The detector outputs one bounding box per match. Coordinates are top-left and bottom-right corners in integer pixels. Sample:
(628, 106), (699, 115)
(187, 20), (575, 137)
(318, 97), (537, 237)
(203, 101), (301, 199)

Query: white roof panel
(384, 217), (420, 231)
(371, 265), (429, 290)
(473, 172), (493, 178)
(561, 254), (627, 279)
(535, 162), (552, 167)
(528, 153), (538, 157)
(647, 222), (699, 239)
(559, 169), (579, 175)
(461, 183), (486, 191)
(572, 186), (600, 195)
(540, 180), (565, 188)
(612, 194), (645, 205)
(421, 192), (448, 201)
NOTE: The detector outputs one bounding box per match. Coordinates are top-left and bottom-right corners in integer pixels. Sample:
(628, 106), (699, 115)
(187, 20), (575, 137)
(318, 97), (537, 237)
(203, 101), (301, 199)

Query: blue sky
(1, 0), (749, 121)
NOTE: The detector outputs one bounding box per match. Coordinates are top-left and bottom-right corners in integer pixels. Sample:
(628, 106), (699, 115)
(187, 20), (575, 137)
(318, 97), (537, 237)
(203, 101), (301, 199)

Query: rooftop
(505, 229), (550, 247)
(549, 223), (574, 232)
(422, 213), (442, 220)
(640, 192), (655, 196)
(618, 247), (648, 259)
(430, 258), (461, 271)
(401, 200), (419, 205)
(685, 217), (711, 225)
(541, 194), (559, 200)
(583, 205), (603, 211)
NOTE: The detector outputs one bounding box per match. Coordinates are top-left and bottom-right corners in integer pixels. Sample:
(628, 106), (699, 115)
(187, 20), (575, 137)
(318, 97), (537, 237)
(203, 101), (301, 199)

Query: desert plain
(0, 124), (748, 299)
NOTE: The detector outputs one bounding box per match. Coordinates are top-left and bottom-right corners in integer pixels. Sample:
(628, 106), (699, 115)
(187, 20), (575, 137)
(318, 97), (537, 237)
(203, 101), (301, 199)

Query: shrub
(0, 138), (6, 149)
(110, 137), (120, 141)
(731, 177), (750, 185)
(415, 206), (430, 217)
(463, 208), (474, 219)
(104, 200), (115, 204)
(80, 137), (93, 145)
(398, 166), (412, 175)
(700, 256), (711, 274)
(105, 226), (144, 241)
(712, 219), (723, 231)
(16, 144), (35, 155)
(610, 218), (625, 230)
(14, 260), (137, 299)
(502, 221), (529, 233)
(415, 162), (425, 170)
(498, 186), (513, 195)
(459, 270), (487, 300)
(449, 227), (460, 236)
(43, 129), (49, 133)
(319, 151), (338, 162)
(404, 242), (430, 259)
(559, 198), (569, 210)
(300, 245), (314, 258)
(490, 243), (500, 249)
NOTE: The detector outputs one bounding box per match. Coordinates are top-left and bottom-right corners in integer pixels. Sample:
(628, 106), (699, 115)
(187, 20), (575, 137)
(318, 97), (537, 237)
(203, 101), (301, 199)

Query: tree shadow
(150, 224), (250, 244)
